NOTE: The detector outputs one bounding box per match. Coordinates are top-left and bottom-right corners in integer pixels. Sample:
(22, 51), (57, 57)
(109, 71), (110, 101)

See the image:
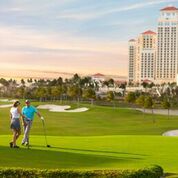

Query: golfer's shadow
(0, 145), (145, 168)
(32, 145), (146, 158)
(52, 146), (147, 156)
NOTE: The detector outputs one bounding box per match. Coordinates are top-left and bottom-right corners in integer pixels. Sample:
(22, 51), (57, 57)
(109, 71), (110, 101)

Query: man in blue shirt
(22, 100), (44, 146)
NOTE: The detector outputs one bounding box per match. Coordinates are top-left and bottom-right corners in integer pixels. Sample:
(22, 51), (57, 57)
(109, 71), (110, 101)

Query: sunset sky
(1, 0), (178, 78)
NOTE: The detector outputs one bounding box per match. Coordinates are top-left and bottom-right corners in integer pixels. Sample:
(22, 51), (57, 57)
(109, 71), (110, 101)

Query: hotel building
(128, 39), (136, 82)
(156, 6), (178, 83)
(128, 6), (178, 84)
(128, 30), (156, 83)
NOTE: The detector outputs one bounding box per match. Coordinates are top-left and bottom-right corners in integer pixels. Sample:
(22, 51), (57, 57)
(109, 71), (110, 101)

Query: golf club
(42, 119), (51, 147)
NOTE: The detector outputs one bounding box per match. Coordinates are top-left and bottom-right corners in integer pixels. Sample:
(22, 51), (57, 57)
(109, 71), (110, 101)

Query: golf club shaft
(42, 120), (48, 146)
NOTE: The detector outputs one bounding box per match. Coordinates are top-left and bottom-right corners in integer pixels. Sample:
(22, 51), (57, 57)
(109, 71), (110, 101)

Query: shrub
(0, 165), (163, 178)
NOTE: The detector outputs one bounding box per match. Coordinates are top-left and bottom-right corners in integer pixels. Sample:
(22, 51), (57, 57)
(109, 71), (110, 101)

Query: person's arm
(35, 107), (44, 120)
(18, 107), (26, 126)
(17, 107), (26, 118)
(37, 111), (44, 120)
(10, 111), (12, 120)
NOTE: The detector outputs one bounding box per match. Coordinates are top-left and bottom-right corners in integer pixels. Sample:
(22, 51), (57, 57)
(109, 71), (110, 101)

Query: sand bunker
(37, 105), (89, 112)
(162, 130), (178, 136)
(0, 99), (18, 108)
(0, 99), (9, 102)
(0, 104), (12, 108)
(0, 99), (17, 103)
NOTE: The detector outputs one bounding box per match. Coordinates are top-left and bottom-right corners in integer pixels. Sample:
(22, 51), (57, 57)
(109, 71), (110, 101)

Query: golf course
(0, 100), (178, 176)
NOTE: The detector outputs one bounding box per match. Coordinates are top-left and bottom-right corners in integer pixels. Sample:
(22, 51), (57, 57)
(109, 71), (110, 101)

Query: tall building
(128, 39), (136, 83)
(128, 6), (178, 84)
(156, 6), (178, 83)
(128, 31), (156, 83)
(138, 30), (157, 82)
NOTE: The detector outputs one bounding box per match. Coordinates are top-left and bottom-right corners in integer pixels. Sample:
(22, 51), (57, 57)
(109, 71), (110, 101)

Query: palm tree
(107, 91), (115, 108)
(102, 80), (109, 90)
(57, 77), (63, 86)
(144, 96), (155, 122)
(136, 95), (145, 118)
(161, 99), (171, 119)
(15, 87), (25, 99)
(51, 86), (62, 101)
(125, 92), (136, 107)
(108, 78), (115, 88)
(21, 79), (26, 87)
(35, 87), (47, 102)
(82, 88), (96, 105)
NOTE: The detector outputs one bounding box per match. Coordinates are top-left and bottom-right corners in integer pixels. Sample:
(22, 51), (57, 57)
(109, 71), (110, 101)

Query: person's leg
(23, 121), (32, 145)
(16, 120), (21, 140)
(10, 121), (14, 147)
(26, 121), (32, 145)
(12, 130), (17, 147)
(22, 123), (27, 144)
(16, 129), (21, 140)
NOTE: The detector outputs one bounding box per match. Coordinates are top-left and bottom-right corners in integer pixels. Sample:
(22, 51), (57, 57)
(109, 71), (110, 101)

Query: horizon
(0, 69), (127, 82)
(1, 0), (178, 78)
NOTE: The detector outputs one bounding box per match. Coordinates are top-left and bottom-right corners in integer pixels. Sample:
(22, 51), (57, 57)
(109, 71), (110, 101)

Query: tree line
(0, 74), (124, 104)
(125, 92), (172, 119)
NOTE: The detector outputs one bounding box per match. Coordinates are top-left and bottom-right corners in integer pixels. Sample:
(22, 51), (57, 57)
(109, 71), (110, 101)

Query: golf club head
(47, 145), (51, 148)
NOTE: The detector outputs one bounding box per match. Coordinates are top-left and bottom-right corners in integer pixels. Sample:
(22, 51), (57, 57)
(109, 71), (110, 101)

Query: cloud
(0, 25), (127, 54)
(0, 0), (176, 78)
(57, 0), (178, 20)
(0, 24), (128, 76)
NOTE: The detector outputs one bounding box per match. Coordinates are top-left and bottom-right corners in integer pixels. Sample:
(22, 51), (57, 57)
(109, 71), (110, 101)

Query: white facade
(156, 7), (178, 83)
(139, 31), (156, 82)
(128, 31), (156, 83)
(128, 6), (178, 85)
(128, 39), (136, 82)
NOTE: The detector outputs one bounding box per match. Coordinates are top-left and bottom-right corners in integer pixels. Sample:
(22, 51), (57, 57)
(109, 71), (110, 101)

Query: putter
(42, 119), (51, 147)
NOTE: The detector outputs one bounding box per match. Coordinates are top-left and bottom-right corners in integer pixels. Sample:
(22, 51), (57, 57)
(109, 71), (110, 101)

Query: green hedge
(0, 165), (163, 178)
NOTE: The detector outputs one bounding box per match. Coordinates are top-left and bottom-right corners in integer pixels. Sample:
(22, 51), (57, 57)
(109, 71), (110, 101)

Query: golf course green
(0, 101), (178, 175)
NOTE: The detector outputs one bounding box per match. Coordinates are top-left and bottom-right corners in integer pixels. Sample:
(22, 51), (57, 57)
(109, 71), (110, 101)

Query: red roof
(115, 80), (127, 84)
(142, 30), (156, 35)
(161, 6), (178, 11)
(143, 79), (152, 83)
(129, 39), (136, 42)
(93, 73), (105, 77)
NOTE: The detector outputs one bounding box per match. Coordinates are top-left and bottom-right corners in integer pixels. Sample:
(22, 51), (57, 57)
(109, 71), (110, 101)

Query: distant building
(138, 30), (157, 82)
(128, 39), (136, 83)
(91, 73), (105, 82)
(156, 6), (178, 83)
(128, 30), (156, 83)
(128, 6), (178, 84)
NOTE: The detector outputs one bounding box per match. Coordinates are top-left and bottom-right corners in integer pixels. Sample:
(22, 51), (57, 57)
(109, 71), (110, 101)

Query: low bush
(0, 165), (163, 178)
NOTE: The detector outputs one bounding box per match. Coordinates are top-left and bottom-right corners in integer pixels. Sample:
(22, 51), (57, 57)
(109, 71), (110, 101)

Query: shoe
(13, 145), (19, 148)
(21, 142), (25, 146)
(25, 142), (29, 146)
(9, 142), (13, 148)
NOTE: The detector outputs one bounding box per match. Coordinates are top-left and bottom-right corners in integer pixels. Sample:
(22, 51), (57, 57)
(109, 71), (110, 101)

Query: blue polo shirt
(22, 106), (38, 121)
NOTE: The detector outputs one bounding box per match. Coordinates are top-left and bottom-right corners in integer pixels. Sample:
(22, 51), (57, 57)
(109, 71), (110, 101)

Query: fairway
(1, 103), (178, 136)
(0, 103), (178, 174)
(0, 135), (177, 173)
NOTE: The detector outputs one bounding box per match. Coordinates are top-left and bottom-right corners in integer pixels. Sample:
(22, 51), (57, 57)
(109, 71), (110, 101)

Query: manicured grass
(1, 101), (178, 174)
(0, 135), (177, 174)
(0, 103), (178, 136)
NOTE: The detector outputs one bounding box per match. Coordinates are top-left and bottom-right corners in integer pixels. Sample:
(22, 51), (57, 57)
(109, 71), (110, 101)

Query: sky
(1, 0), (178, 79)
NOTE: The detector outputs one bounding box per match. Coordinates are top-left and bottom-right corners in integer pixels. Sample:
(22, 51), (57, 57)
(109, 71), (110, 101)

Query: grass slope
(0, 103), (178, 136)
(0, 135), (177, 173)
(0, 102), (178, 174)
